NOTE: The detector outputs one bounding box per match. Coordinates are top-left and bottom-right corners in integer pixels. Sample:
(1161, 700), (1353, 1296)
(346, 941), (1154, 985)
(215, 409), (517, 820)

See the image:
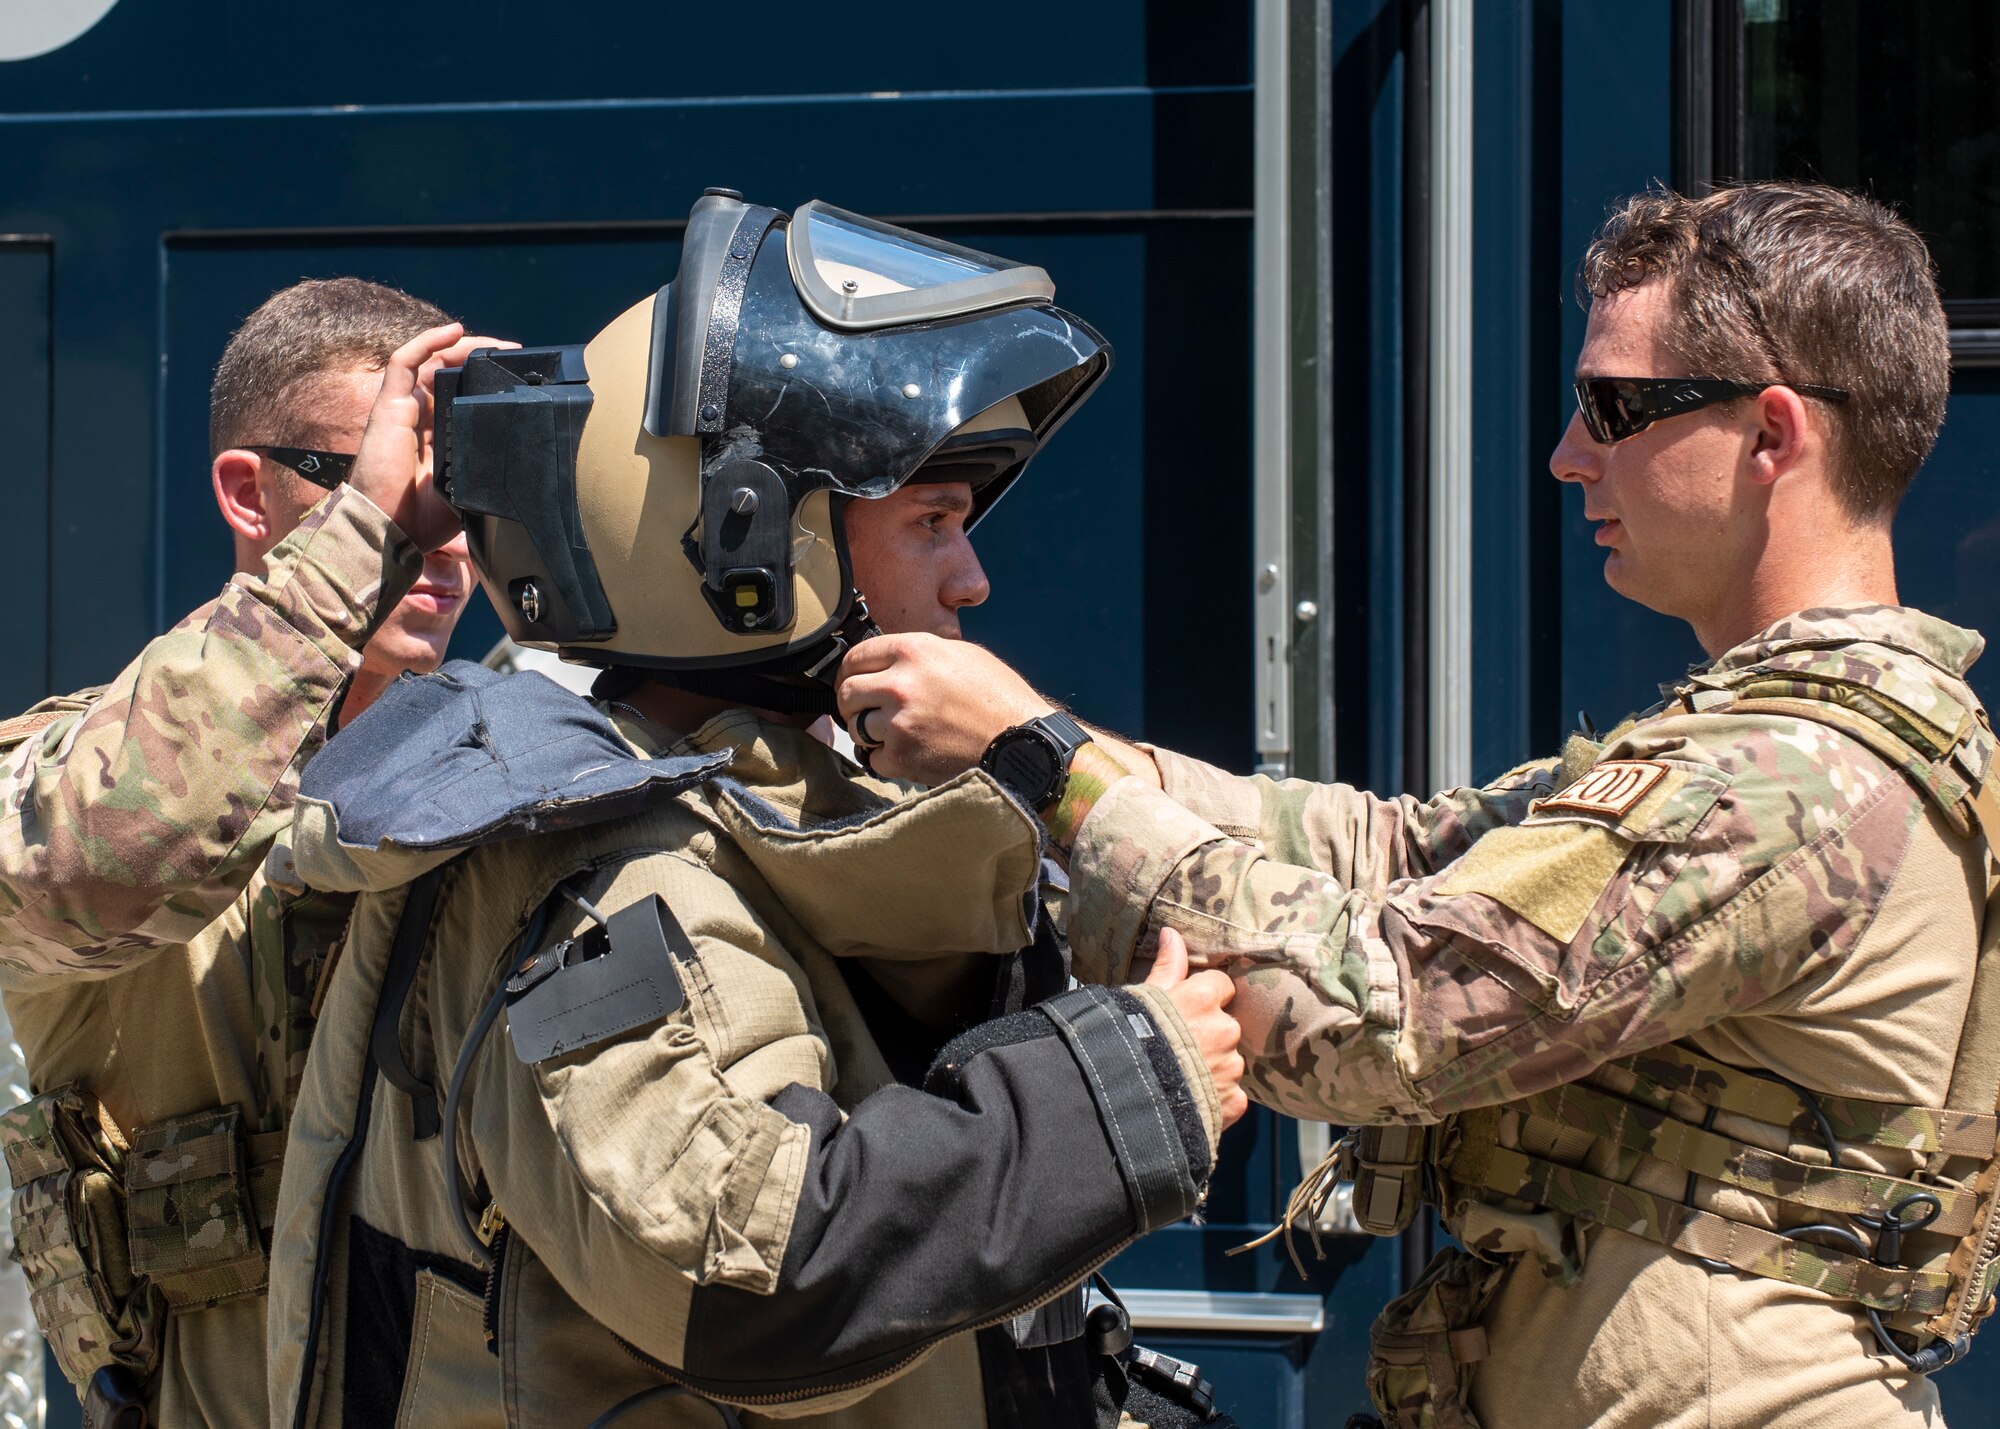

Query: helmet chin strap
(636, 668), (842, 718)
(592, 594), (883, 720)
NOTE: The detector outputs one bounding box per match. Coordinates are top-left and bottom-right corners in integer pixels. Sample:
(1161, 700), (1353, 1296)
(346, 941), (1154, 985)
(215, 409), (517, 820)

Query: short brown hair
(208, 277), (450, 455)
(1580, 182), (1949, 517)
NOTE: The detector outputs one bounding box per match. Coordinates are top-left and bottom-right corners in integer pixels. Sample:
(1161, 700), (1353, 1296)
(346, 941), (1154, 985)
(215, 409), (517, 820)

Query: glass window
(1741, 0), (2000, 305)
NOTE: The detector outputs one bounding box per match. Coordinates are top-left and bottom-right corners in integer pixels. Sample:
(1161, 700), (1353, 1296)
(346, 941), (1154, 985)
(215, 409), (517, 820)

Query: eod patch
(1536, 760), (1669, 818)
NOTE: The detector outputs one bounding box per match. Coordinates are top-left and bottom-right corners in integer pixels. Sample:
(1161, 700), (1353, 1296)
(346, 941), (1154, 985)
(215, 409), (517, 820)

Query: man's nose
(431, 530), (471, 567)
(1549, 409), (1601, 485)
(944, 538), (991, 610)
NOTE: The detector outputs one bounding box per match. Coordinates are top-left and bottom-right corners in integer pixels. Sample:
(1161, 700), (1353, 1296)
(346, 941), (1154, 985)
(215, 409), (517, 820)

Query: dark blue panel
(1107, 1232), (1398, 1426)
(1327, 0), (1409, 795)
(0, 90), (1254, 234)
(1895, 370), (2000, 716)
(1139, 1333), (1310, 1426)
(3, 86), (1251, 693)
(1556, 0), (1706, 730)
(1469, 0), (1566, 780)
(1107, 1102), (1398, 1419)
(43, 228), (160, 693)
(0, 242), (50, 713)
(44, 1345), (76, 1429)
(3, 2), (1249, 113)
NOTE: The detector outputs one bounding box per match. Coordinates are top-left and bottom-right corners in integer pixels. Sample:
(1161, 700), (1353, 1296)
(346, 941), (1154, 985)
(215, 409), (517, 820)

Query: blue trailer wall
(4, 1), (1998, 1423)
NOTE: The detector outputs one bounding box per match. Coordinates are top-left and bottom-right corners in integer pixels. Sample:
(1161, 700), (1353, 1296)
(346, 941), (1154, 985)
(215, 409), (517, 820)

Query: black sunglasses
(1572, 376), (1850, 445)
(246, 445), (356, 491)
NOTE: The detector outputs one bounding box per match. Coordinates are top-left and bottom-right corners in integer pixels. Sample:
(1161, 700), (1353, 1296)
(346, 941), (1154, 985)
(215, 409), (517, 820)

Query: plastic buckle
(1124, 1344), (1216, 1417)
(803, 594), (881, 683)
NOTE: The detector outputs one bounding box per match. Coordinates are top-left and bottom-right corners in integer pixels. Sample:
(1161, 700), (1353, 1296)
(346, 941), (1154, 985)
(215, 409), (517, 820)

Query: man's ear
(213, 449), (276, 544)
(1746, 384), (1810, 488)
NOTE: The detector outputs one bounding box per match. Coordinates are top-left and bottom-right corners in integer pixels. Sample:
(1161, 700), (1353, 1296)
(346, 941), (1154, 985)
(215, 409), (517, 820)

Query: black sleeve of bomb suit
(670, 984), (1212, 1399)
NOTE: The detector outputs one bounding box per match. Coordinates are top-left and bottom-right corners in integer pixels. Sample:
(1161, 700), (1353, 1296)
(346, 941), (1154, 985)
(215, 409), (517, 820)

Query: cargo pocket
(396, 1269), (500, 1428)
(0, 1086), (140, 1386)
(123, 1106), (265, 1307)
(1365, 1246), (1509, 1429)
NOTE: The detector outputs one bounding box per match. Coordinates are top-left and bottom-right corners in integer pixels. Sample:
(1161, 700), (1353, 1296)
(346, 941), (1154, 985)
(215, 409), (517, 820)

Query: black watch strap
(980, 711), (1093, 810)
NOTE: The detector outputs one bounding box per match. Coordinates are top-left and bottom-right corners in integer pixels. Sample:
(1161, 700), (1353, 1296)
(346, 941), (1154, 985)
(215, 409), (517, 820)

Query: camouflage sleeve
(1069, 711), (1924, 1125)
(1146, 744), (1560, 896)
(0, 485), (420, 973)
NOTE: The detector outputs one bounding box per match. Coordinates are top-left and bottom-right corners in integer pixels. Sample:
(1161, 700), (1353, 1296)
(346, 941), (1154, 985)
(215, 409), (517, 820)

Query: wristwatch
(980, 711), (1094, 810)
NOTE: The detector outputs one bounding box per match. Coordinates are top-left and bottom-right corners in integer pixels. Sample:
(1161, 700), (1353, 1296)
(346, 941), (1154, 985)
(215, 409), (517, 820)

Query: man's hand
(1145, 927), (1248, 1129)
(350, 324), (515, 551)
(835, 633), (1056, 785)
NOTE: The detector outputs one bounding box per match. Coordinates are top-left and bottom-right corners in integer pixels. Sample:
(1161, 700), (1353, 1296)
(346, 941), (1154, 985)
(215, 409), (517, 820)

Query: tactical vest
(0, 704), (343, 1392)
(1330, 660), (2000, 1425)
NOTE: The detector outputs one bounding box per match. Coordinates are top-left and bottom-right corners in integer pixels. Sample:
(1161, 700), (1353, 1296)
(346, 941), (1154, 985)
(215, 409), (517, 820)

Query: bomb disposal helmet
(435, 190), (1111, 685)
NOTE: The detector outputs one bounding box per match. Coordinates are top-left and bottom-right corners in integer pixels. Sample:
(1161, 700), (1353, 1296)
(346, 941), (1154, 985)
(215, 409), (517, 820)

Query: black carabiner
(1781, 1216), (1964, 1375)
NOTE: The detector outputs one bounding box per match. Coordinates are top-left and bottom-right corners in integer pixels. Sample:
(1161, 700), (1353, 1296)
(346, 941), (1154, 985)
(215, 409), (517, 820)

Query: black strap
(642, 667), (840, 717)
(370, 867), (447, 1141)
(293, 1008), (383, 1429)
(989, 908), (1073, 1020)
(1038, 988), (1198, 1235)
(586, 594), (882, 722)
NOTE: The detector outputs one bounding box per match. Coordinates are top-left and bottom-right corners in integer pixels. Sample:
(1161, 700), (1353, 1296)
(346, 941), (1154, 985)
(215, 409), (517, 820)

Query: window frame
(1672, 0), (2000, 365)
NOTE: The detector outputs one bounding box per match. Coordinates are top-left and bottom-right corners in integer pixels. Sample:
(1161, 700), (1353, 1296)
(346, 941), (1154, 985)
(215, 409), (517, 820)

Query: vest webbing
(1365, 674), (2000, 1346)
(0, 708), (66, 750)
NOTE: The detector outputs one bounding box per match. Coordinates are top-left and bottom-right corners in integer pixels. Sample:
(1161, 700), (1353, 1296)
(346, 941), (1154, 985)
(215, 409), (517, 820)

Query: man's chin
(870, 616), (962, 640)
(363, 626), (454, 678)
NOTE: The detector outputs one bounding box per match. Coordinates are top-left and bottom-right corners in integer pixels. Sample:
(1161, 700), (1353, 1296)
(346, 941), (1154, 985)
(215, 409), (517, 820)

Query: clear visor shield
(787, 201), (1055, 330)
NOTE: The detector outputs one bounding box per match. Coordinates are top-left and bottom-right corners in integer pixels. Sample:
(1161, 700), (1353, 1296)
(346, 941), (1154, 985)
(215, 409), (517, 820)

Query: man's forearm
(0, 485), (420, 973)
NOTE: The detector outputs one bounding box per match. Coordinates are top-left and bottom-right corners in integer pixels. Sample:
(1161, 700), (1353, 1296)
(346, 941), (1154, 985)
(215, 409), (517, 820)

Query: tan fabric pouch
(1365, 1246), (1508, 1429)
(1341, 1125), (1434, 1237)
(123, 1106), (267, 1307)
(0, 1085), (146, 1386)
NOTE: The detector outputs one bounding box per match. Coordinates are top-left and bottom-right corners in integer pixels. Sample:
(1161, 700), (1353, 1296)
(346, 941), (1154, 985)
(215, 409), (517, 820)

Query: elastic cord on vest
(1763, 1066), (1968, 1374)
(441, 891), (562, 1265)
(585, 1384), (743, 1429)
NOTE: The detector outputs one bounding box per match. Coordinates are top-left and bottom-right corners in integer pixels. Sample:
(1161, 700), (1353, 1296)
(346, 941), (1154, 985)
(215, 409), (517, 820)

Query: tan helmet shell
(565, 292), (848, 667)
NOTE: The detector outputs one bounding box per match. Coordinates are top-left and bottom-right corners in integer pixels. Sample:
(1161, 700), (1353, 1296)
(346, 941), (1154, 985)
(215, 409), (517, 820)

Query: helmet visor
(788, 201), (1055, 330)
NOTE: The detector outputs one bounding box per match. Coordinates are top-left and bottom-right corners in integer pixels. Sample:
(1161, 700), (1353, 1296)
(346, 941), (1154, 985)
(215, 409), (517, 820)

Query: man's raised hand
(835, 633), (1055, 785)
(1144, 927), (1249, 1129)
(350, 325), (516, 552)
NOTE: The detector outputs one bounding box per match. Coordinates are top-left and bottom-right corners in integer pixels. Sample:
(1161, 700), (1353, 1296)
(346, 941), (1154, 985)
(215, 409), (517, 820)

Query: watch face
(990, 733), (1061, 805)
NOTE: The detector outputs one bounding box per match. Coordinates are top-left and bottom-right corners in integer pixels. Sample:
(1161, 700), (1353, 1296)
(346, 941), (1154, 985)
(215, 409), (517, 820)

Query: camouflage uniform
(1064, 605), (1996, 1428)
(266, 685), (1225, 1428)
(0, 485), (421, 1426)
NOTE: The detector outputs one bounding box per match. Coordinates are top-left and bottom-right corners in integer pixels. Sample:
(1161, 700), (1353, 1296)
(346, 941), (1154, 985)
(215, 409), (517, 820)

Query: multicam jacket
(1064, 606), (1994, 1428)
(267, 669), (1224, 1429)
(0, 486), (420, 1427)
